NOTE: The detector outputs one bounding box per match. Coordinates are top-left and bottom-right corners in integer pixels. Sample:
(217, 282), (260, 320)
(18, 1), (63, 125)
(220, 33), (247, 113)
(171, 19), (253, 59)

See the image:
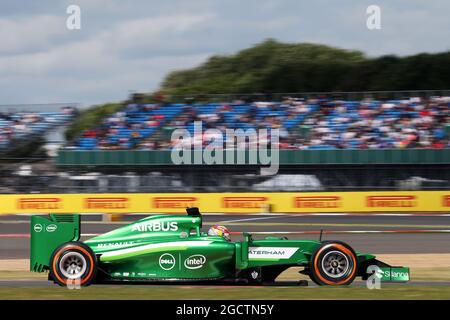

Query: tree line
(159, 39), (450, 95)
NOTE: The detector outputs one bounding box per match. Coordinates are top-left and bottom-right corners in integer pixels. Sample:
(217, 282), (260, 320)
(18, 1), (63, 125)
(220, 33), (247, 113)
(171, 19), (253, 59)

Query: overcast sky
(0, 0), (448, 107)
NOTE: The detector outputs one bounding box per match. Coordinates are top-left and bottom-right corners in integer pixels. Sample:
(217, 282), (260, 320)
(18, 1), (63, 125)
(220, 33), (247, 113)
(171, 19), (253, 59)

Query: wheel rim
(321, 250), (351, 279)
(59, 251), (87, 279)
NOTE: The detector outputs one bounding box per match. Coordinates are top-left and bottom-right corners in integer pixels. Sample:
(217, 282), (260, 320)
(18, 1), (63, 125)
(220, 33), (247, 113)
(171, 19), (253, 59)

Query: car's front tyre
(49, 241), (97, 287)
(309, 241), (357, 286)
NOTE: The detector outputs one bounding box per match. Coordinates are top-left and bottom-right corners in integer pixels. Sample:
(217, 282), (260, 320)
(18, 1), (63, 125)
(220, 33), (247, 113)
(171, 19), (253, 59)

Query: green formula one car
(30, 208), (410, 286)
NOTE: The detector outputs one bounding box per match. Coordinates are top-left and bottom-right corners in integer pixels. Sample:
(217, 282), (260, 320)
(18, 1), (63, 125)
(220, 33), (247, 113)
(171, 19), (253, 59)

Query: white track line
(207, 213), (450, 217)
(217, 215), (290, 224)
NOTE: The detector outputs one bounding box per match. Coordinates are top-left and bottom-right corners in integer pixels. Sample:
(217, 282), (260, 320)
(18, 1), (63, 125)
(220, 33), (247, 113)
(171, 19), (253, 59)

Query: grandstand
(0, 107), (75, 152)
(68, 103), (182, 150)
(0, 94), (448, 194)
(70, 96), (450, 151)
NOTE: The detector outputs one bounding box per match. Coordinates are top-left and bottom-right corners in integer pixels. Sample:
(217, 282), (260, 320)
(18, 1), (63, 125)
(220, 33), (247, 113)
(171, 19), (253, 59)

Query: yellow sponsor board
(0, 191), (449, 214)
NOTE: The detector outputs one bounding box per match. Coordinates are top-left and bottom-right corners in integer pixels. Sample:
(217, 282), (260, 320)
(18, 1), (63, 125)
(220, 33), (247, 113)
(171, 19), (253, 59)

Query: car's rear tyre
(309, 241), (357, 286)
(49, 241), (97, 287)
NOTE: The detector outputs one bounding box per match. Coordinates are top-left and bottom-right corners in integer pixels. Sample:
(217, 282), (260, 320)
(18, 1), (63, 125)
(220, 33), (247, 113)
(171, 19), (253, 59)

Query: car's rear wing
(30, 214), (80, 272)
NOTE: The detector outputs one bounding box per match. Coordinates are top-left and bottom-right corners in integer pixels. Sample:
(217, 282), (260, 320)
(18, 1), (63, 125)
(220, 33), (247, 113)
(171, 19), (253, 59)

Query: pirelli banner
(0, 191), (450, 214)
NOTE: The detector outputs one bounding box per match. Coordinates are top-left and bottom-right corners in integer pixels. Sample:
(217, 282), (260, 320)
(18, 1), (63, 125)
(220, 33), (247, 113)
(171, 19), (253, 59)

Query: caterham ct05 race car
(30, 208), (410, 286)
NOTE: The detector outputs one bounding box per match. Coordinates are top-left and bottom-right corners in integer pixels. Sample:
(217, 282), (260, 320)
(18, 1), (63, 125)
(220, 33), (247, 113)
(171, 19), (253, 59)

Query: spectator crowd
(71, 96), (450, 151)
(0, 106), (75, 151)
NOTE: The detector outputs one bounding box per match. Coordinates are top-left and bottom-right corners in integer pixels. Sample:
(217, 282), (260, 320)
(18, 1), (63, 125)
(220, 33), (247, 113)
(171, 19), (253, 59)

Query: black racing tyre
(309, 241), (357, 286)
(49, 241), (97, 287)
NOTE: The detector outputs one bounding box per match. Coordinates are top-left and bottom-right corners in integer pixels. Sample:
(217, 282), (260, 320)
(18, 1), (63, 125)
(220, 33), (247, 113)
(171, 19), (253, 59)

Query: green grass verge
(1, 268), (449, 300)
(1, 285), (450, 300)
(2, 266), (450, 281)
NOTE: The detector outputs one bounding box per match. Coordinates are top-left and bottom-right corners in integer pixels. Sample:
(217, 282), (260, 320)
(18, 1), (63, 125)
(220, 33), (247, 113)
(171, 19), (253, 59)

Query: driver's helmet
(207, 225), (231, 241)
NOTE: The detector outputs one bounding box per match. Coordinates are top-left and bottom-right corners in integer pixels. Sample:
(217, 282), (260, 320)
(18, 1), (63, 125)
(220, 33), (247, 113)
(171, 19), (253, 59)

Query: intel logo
(184, 255), (206, 269)
(46, 224), (57, 232)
